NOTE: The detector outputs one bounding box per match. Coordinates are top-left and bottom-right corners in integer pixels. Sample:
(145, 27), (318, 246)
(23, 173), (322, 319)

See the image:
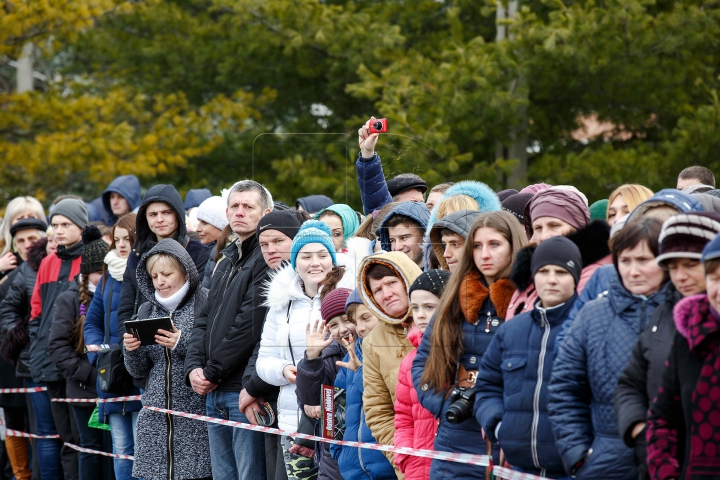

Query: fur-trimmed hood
(427, 180), (501, 230)
(510, 220), (610, 291)
(262, 262), (356, 311)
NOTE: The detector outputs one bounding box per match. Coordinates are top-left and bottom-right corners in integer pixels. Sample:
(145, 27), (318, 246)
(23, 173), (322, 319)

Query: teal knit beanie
(315, 204), (360, 248)
(290, 220), (338, 269)
(589, 199), (609, 221)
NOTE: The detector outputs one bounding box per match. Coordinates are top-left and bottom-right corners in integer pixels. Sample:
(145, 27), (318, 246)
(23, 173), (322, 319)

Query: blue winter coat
(330, 340), (395, 480)
(84, 275), (142, 421)
(356, 153), (392, 215)
(412, 285), (509, 479)
(476, 295), (577, 479)
(377, 202), (430, 253)
(548, 277), (669, 479)
(102, 175), (142, 225)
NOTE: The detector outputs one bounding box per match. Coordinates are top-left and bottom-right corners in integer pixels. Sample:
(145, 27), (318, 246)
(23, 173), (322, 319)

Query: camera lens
(373, 121), (383, 131)
(445, 399), (472, 424)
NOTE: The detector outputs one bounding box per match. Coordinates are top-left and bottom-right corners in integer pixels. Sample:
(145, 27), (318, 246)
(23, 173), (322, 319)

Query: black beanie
(531, 236), (583, 286)
(409, 269), (452, 299)
(501, 193), (534, 224)
(80, 226), (109, 274)
(256, 210), (303, 241)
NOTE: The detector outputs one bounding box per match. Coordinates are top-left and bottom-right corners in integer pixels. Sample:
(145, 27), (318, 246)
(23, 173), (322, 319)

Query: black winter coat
(614, 285), (682, 480)
(0, 261), (24, 408)
(47, 277), (97, 399)
(184, 234), (270, 391)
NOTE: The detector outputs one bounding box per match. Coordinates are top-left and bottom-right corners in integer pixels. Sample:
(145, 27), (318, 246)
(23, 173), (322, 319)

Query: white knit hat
(196, 196), (229, 231)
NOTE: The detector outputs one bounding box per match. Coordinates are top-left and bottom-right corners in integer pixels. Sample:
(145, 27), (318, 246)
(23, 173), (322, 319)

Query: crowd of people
(0, 116), (719, 480)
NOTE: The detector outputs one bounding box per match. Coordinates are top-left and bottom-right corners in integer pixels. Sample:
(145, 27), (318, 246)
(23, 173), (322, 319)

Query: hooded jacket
(394, 327), (435, 480)
(476, 296), (578, 479)
(356, 153), (392, 215)
(412, 271), (514, 479)
(117, 184), (209, 340)
(426, 180), (501, 228)
(627, 189), (703, 223)
(184, 232), (270, 391)
(48, 276), (97, 399)
(102, 175), (142, 225)
(614, 285), (682, 480)
(507, 220), (612, 319)
(83, 274), (142, 420)
(357, 252), (422, 475)
(646, 294), (720, 480)
(427, 209), (481, 271)
(330, 339), (396, 480)
(376, 202), (431, 254)
(124, 239), (211, 480)
(28, 240), (84, 382)
(256, 263), (354, 431)
(548, 277), (669, 480)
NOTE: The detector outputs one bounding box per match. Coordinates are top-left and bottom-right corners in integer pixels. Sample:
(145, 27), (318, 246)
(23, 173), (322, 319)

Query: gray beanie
(51, 198), (88, 230)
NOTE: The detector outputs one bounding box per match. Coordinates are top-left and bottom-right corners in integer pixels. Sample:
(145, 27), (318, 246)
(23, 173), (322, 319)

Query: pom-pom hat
(80, 225), (109, 274)
(290, 220), (337, 269)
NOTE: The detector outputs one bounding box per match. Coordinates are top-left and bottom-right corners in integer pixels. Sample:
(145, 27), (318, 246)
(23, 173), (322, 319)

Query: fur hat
(657, 212), (720, 267)
(290, 221), (337, 269)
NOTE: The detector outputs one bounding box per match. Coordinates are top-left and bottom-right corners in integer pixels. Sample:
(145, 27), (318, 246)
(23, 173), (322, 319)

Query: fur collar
(262, 263), (305, 311)
(511, 220), (610, 291)
(674, 294), (720, 352)
(458, 271), (515, 322)
(26, 238), (49, 272)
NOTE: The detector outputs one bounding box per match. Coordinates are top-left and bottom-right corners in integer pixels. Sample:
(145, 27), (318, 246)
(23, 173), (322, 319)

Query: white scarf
(79, 274), (97, 294)
(155, 280), (190, 313)
(104, 249), (128, 282)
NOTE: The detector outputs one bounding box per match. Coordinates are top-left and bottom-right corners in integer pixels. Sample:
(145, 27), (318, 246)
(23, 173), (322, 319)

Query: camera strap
(456, 362), (478, 389)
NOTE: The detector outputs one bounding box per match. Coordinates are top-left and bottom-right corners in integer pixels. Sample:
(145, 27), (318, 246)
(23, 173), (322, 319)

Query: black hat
(501, 193), (534, 224)
(409, 269), (452, 299)
(531, 236), (583, 286)
(80, 226), (109, 274)
(256, 210), (303, 241)
(497, 189), (519, 202)
(387, 175), (428, 198)
(10, 218), (48, 237)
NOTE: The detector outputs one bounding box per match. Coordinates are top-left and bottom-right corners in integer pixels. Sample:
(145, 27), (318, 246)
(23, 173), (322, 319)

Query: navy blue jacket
(84, 275), (141, 420)
(476, 295), (577, 478)
(377, 202), (430, 253)
(412, 293), (504, 479)
(548, 277), (669, 479)
(184, 188), (212, 210)
(330, 340), (395, 480)
(356, 153), (392, 215)
(102, 175), (142, 226)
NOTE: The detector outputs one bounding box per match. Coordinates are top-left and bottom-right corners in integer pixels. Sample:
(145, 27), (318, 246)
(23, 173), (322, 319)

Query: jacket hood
(136, 239), (200, 309)
(428, 180), (501, 228)
(102, 175), (142, 215)
(296, 195), (334, 214)
(26, 237), (49, 272)
(357, 252), (422, 325)
(692, 193), (720, 213)
(673, 293), (720, 351)
(184, 188), (212, 210)
(377, 202), (431, 253)
(510, 220), (610, 292)
(606, 274), (668, 317)
(428, 209), (482, 270)
(628, 188), (703, 222)
(134, 184), (187, 255)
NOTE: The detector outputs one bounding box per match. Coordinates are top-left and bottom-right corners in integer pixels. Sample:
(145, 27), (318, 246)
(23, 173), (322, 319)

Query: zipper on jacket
(166, 312), (174, 480)
(208, 258), (241, 354)
(485, 311), (492, 333)
(531, 310), (550, 477)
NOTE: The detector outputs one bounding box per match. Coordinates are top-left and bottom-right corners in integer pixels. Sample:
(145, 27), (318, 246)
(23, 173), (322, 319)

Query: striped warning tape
(0, 387), (47, 393)
(144, 405), (491, 466)
(492, 466), (550, 480)
(6, 429), (60, 440)
(50, 395), (142, 404)
(6, 430), (134, 460)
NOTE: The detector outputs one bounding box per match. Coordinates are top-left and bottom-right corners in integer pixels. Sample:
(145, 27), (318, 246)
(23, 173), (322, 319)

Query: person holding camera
(412, 211), (526, 479)
(475, 236), (583, 479)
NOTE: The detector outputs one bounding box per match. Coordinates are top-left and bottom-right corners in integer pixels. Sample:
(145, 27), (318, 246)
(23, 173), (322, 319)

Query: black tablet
(125, 316), (173, 346)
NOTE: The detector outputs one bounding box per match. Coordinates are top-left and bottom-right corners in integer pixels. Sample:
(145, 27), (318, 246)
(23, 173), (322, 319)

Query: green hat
(589, 199), (609, 222)
(314, 204), (360, 248)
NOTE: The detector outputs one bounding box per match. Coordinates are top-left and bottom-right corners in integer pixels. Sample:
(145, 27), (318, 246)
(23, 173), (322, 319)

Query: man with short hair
(185, 180), (274, 480)
(376, 202), (430, 267)
(426, 182), (454, 211)
(387, 173), (427, 203)
(428, 209), (481, 272)
(101, 174), (142, 226)
(677, 165), (716, 190)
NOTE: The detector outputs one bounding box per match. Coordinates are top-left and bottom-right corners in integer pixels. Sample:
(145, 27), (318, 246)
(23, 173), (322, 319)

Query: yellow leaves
(0, 83), (267, 197)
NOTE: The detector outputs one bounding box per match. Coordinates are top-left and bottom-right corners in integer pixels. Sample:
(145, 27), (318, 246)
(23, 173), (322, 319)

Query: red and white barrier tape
(492, 466), (549, 480)
(0, 386), (47, 393)
(50, 395), (142, 404)
(6, 429), (60, 440)
(6, 430), (134, 460)
(145, 406), (491, 467)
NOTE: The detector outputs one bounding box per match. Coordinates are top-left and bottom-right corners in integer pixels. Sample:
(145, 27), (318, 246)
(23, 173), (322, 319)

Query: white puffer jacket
(256, 264), (355, 431)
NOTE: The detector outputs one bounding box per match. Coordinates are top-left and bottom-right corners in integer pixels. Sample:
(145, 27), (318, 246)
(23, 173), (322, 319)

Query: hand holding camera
(358, 116), (388, 159)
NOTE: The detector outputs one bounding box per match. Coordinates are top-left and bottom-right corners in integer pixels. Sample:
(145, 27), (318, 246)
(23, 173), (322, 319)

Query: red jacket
(394, 327), (436, 480)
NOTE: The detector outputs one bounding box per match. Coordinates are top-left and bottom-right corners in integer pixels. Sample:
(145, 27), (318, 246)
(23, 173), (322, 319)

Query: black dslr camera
(445, 386), (476, 424)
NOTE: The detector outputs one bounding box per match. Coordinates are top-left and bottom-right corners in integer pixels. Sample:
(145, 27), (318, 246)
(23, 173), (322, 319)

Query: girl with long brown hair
(411, 210), (526, 479)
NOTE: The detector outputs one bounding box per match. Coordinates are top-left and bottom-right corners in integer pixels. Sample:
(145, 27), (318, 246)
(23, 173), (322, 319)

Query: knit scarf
(154, 280), (190, 313)
(104, 249), (128, 282)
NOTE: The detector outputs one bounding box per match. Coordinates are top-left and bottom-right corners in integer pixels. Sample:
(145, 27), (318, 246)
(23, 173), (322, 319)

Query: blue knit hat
(290, 220), (337, 269)
(345, 289), (364, 311)
(701, 232), (720, 264)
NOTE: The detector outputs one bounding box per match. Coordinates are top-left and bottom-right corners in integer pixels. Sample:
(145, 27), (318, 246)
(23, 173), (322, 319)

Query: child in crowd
(394, 270), (451, 480)
(330, 289), (395, 479)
